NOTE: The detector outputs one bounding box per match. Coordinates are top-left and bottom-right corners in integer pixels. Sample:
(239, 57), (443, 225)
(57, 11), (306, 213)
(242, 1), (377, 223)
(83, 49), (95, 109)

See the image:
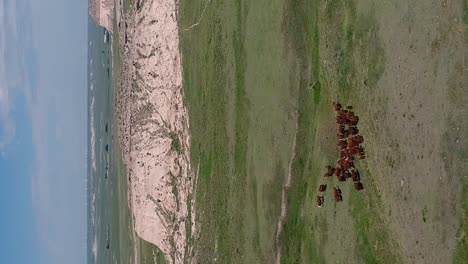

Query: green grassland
(110, 0), (467, 263)
(178, 0), (406, 263)
(179, 0), (304, 262)
(454, 1), (468, 262)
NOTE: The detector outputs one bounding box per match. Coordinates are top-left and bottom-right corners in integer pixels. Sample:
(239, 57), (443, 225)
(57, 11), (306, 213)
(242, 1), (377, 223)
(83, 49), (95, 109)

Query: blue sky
(0, 0), (87, 263)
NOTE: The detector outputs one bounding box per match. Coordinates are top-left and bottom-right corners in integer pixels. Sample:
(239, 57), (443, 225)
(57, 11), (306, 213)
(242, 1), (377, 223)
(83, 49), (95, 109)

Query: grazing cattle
(340, 153), (351, 160)
(343, 170), (352, 179)
(340, 149), (350, 157)
(324, 166), (335, 177)
(349, 147), (358, 155)
(345, 111), (354, 119)
(354, 182), (364, 191)
(333, 101), (342, 111)
(338, 158), (352, 170)
(326, 101), (366, 199)
(351, 170), (360, 182)
(337, 174), (346, 182)
(338, 140), (347, 149)
(333, 186), (343, 202)
(319, 184), (327, 192)
(358, 147), (365, 156)
(349, 126), (359, 135)
(334, 167), (342, 176)
(350, 135), (364, 144)
(336, 116), (345, 124)
(342, 131), (350, 138)
(350, 116), (359, 126)
(338, 124), (346, 134)
(317, 195), (325, 207)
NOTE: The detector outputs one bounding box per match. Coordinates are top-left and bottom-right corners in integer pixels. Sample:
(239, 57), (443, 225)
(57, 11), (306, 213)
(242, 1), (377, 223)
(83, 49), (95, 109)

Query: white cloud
(0, 0), (23, 151)
(26, 0), (88, 262)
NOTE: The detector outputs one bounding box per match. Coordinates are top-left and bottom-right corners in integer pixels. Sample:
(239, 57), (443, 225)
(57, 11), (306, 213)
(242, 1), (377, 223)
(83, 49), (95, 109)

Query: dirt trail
(182, 0), (212, 32)
(275, 114), (298, 264)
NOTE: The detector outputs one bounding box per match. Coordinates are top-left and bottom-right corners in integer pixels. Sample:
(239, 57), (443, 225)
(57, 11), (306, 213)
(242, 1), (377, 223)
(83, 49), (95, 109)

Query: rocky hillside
(89, 0), (114, 32)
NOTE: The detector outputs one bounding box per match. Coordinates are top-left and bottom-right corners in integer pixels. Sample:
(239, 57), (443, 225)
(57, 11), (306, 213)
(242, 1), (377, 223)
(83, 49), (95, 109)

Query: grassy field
(108, 0), (466, 262)
(178, 0), (467, 263)
(179, 0), (302, 262)
(453, 1), (468, 262)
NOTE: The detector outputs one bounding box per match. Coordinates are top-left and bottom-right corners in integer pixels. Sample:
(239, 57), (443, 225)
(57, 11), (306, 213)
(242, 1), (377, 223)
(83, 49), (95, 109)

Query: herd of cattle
(317, 101), (366, 207)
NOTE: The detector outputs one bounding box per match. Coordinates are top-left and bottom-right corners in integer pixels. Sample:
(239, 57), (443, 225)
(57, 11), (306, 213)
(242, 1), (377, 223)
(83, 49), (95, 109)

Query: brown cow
(354, 182), (364, 191)
(343, 131), (350, 138)
(340, 149), (350, 158)
(349, 126), (359, 135)
(338, 140), (347, 149)
(336, 116), (345, 125)
(350, 135), (364, 144)
(343, 170), (352, 179)
(317, 195), (325, 207)
(334, 167), (342, 176)
(337, 174), (346, 182)
(349, 147), (357, 155)
(358, 147), (365, 156)
(333, 186), (343, 202)
(350, 116), (359, 126)
(345, 111), (354, 119)
(324, 166), (335, 177)
(351, 170), (360, 182)
(338, 124), (346, 134)
(319, 184), (327, 192)
(339, 159), (352, 170)
(333, 101), (342, 111)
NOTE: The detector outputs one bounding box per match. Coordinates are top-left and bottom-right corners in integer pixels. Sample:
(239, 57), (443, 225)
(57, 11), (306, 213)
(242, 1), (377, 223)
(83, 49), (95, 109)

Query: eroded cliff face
(116, 0), (195, 263)
(89, 0), (114, 32)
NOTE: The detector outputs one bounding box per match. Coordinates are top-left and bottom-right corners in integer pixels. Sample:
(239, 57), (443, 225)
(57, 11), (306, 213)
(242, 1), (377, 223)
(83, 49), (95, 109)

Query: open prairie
(179, 0), (468, 263)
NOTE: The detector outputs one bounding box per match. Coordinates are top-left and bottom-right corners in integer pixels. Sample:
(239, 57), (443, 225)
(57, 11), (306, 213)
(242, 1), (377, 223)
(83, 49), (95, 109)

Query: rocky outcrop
(115, 0), (195, 263)
(89, 0), (114, 32)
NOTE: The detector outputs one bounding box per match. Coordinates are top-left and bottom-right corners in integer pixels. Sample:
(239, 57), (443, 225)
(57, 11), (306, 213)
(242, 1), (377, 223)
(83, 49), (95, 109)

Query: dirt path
(275, 114), (298, 264)
(182, 0), (212, 32)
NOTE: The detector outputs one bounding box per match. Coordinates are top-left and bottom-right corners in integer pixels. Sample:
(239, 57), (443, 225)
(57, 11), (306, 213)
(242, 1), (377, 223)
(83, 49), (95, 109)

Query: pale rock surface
(116, 0), (195, 263)
(89, 0), (114, 32)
